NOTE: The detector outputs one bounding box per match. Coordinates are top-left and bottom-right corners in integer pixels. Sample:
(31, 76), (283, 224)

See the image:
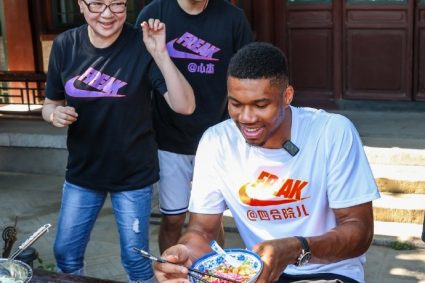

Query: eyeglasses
(81, 0), (127, 14)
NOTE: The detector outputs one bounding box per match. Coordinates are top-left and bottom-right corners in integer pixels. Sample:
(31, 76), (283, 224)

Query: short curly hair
(227, 42), (289, 89)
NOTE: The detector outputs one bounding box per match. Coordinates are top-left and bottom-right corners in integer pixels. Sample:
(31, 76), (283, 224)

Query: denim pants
(54, 181), (154, 282)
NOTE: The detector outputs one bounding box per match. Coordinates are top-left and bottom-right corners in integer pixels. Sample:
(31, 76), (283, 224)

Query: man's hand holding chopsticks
(154, 244), (192, 283)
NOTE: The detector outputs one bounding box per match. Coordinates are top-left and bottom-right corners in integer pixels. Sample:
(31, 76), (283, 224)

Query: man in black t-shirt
(136, 0), (253, 253)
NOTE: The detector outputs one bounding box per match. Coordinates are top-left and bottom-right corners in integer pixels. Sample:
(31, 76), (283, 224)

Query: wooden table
(31, 269), (123, 283)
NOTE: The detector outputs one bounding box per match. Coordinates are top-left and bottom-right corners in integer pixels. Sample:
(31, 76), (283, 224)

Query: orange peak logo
(239, 171), (309, 206)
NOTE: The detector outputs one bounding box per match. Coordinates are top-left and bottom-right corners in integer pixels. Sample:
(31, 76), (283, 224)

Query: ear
(283, 85), (294, 107)
(77, 0), (84, 13)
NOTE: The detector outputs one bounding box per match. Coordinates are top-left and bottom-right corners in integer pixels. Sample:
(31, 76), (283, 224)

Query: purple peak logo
(167, 32), (220, 61)
(65, 67), (127, 98)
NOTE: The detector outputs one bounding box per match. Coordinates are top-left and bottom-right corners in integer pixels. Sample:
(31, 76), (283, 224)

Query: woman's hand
(140, 18), (195, 115)
(50, 106), (78, 128)
(42, 98), (78, 128)
(141, 18), (167, 57)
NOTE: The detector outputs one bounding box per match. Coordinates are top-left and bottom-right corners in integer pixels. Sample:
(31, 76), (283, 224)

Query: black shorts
(277, 273), (360, 283)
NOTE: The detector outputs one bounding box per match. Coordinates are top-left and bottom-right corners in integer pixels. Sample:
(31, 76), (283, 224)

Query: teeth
(245, 128), (259, 132)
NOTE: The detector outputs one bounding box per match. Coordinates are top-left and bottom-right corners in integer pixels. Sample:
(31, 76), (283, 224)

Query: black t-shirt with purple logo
(45, 23), (166, 192)
(136, 0), (253, 154)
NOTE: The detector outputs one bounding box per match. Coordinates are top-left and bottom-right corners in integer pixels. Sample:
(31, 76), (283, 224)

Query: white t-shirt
(189, 106), (380, 283)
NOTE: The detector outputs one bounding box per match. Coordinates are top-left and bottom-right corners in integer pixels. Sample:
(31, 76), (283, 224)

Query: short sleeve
(325, 115), (380, 208)
(189, 129), (227, 214)
(45, 37), (65, 100)
(148, 60), (167, 96)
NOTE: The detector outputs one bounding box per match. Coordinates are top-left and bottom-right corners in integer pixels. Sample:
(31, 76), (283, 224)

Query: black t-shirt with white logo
(45, 23), (166, 191)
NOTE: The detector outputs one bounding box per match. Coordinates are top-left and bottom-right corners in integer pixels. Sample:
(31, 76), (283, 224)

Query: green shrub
(388, 241), (416, 250)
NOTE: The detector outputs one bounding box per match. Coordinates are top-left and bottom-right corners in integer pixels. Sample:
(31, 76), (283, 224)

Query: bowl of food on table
(190, 248), (263, 283)
(0, 258), (33, 283)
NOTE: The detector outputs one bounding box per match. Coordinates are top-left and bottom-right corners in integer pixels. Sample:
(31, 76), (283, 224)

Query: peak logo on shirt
(65, 67), (127, 98)
(239, 171), (309, 206)
(167, 32), (220, 61)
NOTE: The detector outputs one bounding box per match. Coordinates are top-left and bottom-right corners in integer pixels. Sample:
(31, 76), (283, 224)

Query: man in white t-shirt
(153, 42), (380, 283)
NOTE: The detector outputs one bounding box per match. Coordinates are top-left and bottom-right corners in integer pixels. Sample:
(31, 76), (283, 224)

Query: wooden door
(285, 0), (342, 107)
(414, 0), (425, 100)
(342, 0), (414, 100)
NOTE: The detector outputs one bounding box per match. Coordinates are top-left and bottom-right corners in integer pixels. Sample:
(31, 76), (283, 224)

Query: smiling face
(227, 76), (294, 149)
(78, 0), (127, 48)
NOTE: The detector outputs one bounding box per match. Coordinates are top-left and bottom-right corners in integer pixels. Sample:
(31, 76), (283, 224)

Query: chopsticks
(133, 247), (241, 283)
(188, 271), (211, 283)
(9, 224), (52, 260)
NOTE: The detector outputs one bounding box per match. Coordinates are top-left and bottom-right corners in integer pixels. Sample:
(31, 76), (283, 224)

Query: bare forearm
(42, 98), (77, 128)
(153, 52), (195, 115)
(305, 203), (375, 264)
(141, 19), (195, 114)
(177, 214), (223, 262)
(309, 218), (373, 263)
(42, 103), (56, 123)
(254, 203), (375, 283)
(177, 228), (213, 262)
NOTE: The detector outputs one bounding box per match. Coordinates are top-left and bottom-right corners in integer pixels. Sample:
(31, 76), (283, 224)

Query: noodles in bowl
(0, 259), (32, 283)
(190, 249), (262, 283)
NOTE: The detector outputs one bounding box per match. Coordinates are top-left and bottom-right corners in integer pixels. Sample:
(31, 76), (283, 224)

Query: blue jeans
(54, 181), (154, 282)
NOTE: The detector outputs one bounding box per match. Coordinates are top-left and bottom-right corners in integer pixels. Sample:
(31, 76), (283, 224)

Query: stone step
(1, 130), (424, 178)
(1, 120), (424, 225)
(0, 119), (67, 149)
(1, 119), (424, 165)
(2, 119), (425, 164)
(332, 110), (425, 151)
(223, 211), (425, 249)
(0, 120), (67, 175)
(373, 192), (425, 225)
(373, 221), (425, 249)
(370, 163), (425, 194)
(168, 189), (425, 227)
(364, 146), (425, 166)
(375, 179), (425, 194)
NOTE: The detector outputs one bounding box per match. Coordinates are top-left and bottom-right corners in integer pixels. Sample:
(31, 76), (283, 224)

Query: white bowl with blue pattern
(190, 248), (263, 283)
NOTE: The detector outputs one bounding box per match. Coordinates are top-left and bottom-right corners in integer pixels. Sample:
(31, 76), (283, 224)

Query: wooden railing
(0, 71), (46, 113)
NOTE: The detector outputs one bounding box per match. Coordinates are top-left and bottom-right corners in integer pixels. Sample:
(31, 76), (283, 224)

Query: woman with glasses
(41, 0), (195, 282)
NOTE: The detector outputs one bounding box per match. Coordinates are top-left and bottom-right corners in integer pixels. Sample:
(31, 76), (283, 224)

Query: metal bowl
(0, 258), (33, 283)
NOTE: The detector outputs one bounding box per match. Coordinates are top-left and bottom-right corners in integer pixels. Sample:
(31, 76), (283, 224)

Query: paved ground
(0, 170), (424, 283)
